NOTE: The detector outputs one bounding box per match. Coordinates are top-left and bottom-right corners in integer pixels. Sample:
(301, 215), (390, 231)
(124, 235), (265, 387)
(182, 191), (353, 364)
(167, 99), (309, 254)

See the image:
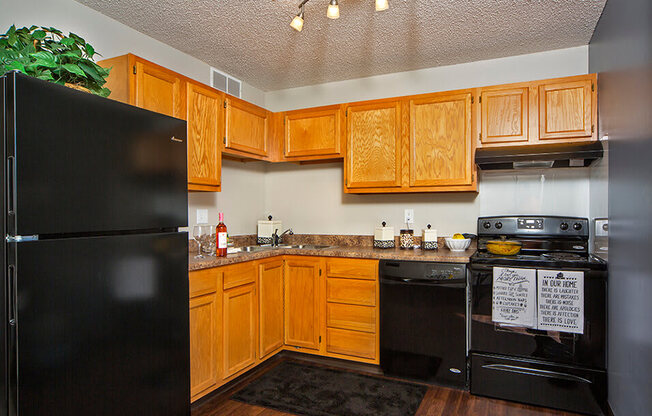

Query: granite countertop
(189, 243), (475, 271)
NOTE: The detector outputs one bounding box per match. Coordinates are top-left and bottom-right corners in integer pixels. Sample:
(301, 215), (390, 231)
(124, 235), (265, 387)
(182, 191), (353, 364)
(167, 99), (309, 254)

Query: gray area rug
(232, 361), (428, 416)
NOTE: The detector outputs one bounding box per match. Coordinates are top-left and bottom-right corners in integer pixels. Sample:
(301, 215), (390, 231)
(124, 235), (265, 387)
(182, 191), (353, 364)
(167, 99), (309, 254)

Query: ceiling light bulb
(290, 9), (305, 31)
(375, 0), (389, 11)
(327, 0), (340, 19)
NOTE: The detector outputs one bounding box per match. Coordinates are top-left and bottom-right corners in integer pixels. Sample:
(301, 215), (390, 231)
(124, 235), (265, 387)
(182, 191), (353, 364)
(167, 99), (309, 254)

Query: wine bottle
(216, 213), (227, 257)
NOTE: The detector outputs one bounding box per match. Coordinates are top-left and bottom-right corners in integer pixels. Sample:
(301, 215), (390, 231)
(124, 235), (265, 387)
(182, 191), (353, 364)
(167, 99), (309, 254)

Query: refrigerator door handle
(8, 264), (16, 326)
(482, 364), (592, 384)
(7, 155), (16, 216)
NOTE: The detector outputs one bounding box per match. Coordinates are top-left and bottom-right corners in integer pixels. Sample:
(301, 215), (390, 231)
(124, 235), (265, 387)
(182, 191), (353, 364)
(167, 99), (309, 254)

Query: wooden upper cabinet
(284, 258), (321, 350)
(538, 76), (595, 141)
(187, 82), (223, 191)
(258, 260), (284, 359)
(134, 60), (184, 118)
(99, 54), (186, 119)
(480, 86), (529, 145)
(223, 282), (257, 378)
(224, 96), (269, 158)
(409, 92), (473, 187)
(284, 106), (342, 158)
(345, 100), (402, 189)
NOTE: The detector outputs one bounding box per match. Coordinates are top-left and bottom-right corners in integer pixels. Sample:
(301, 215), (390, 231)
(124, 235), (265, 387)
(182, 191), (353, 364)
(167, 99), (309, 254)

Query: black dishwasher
(380, 260), (467, 388)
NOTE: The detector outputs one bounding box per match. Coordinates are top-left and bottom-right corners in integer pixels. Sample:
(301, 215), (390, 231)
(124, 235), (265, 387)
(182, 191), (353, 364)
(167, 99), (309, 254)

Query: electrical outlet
(404, 209), (414, 225)
(196, 209), (208, 224)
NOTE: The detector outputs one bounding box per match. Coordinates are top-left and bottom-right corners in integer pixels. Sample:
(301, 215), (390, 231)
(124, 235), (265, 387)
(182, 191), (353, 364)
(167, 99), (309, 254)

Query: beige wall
(262, 46), (594, 237)
(265, 46), (589, 112)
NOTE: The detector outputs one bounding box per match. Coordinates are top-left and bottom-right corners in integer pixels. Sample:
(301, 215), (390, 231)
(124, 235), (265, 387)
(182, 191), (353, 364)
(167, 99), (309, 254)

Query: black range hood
(475, 141), (604, 170)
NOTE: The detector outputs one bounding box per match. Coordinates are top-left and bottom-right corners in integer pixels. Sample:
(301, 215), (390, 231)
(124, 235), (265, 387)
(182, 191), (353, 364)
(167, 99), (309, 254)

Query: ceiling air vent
(210, 67), (241, 98)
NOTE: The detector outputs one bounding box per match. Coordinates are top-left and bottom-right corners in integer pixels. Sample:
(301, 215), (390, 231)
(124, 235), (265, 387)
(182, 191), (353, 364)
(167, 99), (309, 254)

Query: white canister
(257, 216), (282, 245)
(422, 224), (438, 250)
(374, 221), (395, 249)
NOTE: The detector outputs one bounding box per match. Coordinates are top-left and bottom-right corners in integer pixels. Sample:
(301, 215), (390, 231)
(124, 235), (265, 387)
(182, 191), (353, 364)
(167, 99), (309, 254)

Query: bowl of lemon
(445, 234), (472, 252)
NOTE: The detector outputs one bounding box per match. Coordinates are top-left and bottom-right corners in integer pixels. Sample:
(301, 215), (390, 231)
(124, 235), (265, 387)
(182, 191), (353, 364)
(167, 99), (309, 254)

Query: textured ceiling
(75, 0), (606, 91)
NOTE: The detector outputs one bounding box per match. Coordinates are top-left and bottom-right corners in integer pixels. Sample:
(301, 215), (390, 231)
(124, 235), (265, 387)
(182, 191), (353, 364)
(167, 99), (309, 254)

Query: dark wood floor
(192, 356), (580, 416)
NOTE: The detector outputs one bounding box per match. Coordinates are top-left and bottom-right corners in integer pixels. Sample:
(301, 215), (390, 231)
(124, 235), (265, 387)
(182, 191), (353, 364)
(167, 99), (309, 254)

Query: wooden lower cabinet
(284, 257), (322, 350)
(223, 282), (257, 378)
(189, 268), (222, 401)
(189, 256), (379, 402)
(325, 258), (380, 363)
(258, 259), (285, 358)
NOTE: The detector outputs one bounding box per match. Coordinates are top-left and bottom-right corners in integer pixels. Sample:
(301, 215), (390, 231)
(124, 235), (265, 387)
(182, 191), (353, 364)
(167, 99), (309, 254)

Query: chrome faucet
(272, 228), (294, 246)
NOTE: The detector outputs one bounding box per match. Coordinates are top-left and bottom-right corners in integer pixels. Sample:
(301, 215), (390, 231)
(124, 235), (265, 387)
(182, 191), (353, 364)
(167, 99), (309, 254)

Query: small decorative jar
(374, 221), (395, 249)
(422, 224), (438, 250)
(400, 229), (414, 249)
(257, 215), (282, 245)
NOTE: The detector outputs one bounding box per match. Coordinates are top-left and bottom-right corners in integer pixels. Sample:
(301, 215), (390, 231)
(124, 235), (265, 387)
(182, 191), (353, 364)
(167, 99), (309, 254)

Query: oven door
(469, 262), (606, 368)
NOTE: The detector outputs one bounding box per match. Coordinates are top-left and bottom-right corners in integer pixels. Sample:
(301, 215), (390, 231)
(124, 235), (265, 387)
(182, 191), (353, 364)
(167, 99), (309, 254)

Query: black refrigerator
(1, 71), (190, 415)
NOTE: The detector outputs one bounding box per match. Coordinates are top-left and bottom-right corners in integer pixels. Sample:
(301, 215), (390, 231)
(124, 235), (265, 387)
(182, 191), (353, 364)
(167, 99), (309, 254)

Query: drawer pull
(482, 364), (591, 384)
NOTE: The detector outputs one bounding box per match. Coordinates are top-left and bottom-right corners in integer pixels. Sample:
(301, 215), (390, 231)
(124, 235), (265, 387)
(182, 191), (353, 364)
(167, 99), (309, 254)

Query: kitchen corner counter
(189, 244), (475, 271)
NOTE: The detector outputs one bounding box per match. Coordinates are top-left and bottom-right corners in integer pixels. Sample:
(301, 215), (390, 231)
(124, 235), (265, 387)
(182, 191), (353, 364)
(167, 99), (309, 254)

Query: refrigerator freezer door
(10, 232), (189, 416)
(5, 72), (188, 236)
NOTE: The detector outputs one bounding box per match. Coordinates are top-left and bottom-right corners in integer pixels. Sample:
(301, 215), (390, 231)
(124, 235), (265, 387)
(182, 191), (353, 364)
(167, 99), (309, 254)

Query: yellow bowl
(487, 240), (522, 256)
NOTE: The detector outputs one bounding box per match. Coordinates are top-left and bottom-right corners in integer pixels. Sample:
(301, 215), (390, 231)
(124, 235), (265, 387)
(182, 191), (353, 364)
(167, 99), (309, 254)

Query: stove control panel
(478, 216), (589, 237)
(518, 218), (543, 229)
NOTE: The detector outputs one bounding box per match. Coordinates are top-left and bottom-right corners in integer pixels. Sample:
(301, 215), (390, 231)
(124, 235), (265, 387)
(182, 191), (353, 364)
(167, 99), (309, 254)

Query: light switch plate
(196, 209), (208, 224)
(404, 209), (414, 225)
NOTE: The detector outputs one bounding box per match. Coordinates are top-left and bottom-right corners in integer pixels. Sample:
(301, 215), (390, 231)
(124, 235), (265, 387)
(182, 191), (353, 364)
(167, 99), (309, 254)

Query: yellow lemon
(453, 233), (465, 240)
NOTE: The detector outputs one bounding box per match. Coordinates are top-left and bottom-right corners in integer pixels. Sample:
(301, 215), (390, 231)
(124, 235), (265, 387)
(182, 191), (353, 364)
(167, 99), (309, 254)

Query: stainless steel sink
(277, 244), (333, 250)
(227, 245), (274, 254)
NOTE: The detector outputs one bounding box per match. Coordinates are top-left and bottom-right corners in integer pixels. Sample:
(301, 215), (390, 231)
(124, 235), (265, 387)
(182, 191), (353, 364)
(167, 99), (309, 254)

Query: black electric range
(469, 216), (607, 416)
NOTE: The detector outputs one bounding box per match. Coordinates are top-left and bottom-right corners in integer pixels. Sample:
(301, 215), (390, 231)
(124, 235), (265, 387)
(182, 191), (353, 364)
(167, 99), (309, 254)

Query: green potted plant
(0, 25), (111, 96)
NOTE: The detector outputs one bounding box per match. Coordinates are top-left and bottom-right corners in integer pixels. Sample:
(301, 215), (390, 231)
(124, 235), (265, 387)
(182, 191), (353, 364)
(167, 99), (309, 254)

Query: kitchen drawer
(326, 258), (377, 280)
(327, 303), (376, 333)
(189, 268), (219, 298)
(223, 262), (256, 290)
(326, 278), (376, 306)
(470, 353), (606, 416)
(327, 328), (376, 359)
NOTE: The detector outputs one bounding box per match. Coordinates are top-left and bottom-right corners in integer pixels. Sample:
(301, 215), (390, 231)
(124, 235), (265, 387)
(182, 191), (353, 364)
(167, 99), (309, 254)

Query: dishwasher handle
(380, 275), (465, 287)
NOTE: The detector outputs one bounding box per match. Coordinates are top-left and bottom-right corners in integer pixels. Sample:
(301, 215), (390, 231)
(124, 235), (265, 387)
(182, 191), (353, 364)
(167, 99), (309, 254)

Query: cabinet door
(409, 92), (473, 187)
(134, 60), (184, 118)
(223, 283), (257, 378)
(539, 78), (594, 140)
(187, 82), (223, 190)
(285, 107), (341, 158)
(189, 293), (219, 397)
(258, 260), (284, 359)
(284, 258), (321, 350)
(225, 97), (268, 157)
(480, 87), (529, 145)
(346, 101), (402, 189)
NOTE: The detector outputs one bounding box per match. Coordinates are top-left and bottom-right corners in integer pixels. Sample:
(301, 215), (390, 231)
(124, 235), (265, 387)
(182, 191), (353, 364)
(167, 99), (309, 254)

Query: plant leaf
(30, 51), (57, 68)
(60, 37), (75, 46)
(32, 30), (46, 40)
(77, 60), (104, 83)
(5, 61), (26, 73)
(84, 43), (95, 57)
(62, 63), (87, 78)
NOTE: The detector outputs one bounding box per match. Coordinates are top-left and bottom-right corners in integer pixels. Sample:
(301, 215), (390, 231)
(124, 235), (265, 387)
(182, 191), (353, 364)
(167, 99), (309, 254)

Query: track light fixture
(327, 0), (340, 19)
(290, 0), (389, 31)
(375, 0), (389, 12)
(290, 3), (306, 32)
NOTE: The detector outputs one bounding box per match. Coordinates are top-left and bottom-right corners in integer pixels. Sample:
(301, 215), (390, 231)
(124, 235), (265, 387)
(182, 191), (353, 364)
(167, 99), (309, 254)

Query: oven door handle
(482, 364), (592, 384)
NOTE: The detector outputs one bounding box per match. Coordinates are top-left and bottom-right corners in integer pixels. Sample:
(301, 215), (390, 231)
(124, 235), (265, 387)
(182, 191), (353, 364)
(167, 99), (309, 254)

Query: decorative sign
(537, 270), (584, 334)
(492, 267), (537, 328)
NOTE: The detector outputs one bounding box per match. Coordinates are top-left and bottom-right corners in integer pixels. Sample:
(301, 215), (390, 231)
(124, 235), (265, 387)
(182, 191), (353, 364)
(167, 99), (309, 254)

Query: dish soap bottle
(216, 213), (228, 257)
